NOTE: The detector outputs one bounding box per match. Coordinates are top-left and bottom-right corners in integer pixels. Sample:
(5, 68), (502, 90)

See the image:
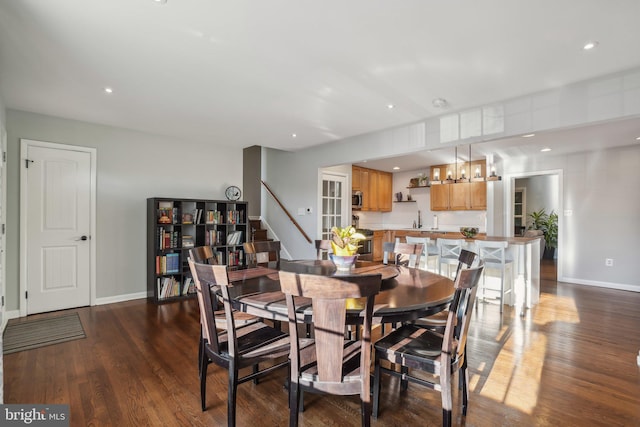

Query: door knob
(76, 235), (89, 241)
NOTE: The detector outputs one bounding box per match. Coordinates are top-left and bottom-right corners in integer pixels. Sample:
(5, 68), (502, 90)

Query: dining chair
(405, 235), (439, 271)
(279, 270), (382, 427)
(383, 242), (423, 268)
(188, 259), (290, 427)
(189, 247), (259, 377)
(244, 240), (281, 269)
(412, 249), (477, 329)
(437, 238), (465, 278)
(372, 260), (485, 427)
(474, 240), (513, 312)
(315, 239), (332, 260)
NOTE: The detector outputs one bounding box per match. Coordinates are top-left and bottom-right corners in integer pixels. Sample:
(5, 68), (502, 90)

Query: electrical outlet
(605, 258), (614, 267)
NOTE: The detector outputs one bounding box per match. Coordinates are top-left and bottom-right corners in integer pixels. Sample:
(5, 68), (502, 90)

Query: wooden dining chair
(373, 260), (484, 427)
(383, 242), (423, 268)
(188, 259), (290, 427)
(405, 235), (439, 271)
(315, 239), (332, 260)
(244, 240), (281, 269)
(188, 247), (259, 378)
(279, 270), (383, 427)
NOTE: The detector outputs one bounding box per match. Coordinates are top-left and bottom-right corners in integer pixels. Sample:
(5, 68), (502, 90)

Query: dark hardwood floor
(4, 260), (640, 426)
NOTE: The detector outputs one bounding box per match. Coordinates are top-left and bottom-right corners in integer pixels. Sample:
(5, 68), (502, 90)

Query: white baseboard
(94, 292), (147, 306)
(560, 277), (640, 293)
(1, 310), (20, 332)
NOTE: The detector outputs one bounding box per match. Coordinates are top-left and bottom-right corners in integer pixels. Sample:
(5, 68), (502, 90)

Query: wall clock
(225, 185), (241, 201)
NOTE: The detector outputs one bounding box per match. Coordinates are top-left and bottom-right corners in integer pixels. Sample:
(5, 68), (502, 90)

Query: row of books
(227, 250), (244, 266)
(157, 276), (195, 299)
(204, 230), (225, 246)
(158, 228), (179, 250)
(227, 210), (245, 225)
(226, 230), (243, 245)
(156, 253), (180, 274)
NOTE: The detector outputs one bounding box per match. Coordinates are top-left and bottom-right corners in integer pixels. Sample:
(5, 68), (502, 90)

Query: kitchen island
(386, 230), (543, 312)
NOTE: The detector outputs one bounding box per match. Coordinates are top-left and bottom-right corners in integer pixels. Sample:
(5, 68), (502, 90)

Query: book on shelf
(206, 210), (222, 224)
(226, 230), (243, 245)
(158, 276), (180, 299)
(227, 210), (244, 224)
(182, 277), (193, 295)
(182, 235), (194, 248)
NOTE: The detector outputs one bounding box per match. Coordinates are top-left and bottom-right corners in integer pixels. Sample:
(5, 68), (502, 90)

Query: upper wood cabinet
(352, 166), (362, 190)
(430, 184), (450, 211)
(430, 160), (487, 211)
(352, 166), (392, 212)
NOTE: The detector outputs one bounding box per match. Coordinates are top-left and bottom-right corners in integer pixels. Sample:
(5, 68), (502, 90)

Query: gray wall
(502, 146), (639, 288)
(6, 110), (243, 311)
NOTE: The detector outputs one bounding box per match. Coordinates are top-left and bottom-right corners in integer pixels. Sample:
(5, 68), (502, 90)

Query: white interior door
(21, 140), (95, 315)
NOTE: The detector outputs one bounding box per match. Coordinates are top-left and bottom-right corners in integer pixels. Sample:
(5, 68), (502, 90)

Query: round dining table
(225, 260), (455, 325)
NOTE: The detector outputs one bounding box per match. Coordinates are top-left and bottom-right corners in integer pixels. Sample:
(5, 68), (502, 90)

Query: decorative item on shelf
(409, 178), (419, 188)
(329, 226), (365, 272)
(395, 192), (403, 202)
(419, 173), (429, 187)
(407, 194), (412, 201)
(460, 227), (479, 239)
(225, 185), (242, 201)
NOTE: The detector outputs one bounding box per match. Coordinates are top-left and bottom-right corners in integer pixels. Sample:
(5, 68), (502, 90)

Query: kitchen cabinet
(377, 171), (392, 211)
(430, 161), (486, 211)
(352, 166), (392, 212)
(430, 184), (450, 211)
(372, 230), (389, 262)
(352, 166), (362, 190)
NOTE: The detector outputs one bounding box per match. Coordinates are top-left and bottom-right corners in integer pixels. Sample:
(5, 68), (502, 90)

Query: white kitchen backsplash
(356, 206), (486, 232)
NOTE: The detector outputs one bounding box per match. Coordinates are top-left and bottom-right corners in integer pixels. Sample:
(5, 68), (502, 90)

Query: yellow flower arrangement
(330, 226), (366, 256)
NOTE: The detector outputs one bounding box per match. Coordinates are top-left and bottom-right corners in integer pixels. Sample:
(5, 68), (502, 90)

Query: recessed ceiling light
(153, 0), (167, 4)
(522, 133), (535, 138)
(104, 87), (113, 94)
(583, 41), (599, 50)
(636, 136), (640, 141)
(540, 147), (551, 152)
(432, 98), (448, 109)
(387, 104), (395, 109)
(291, 133), (297, 138)
(392, 166), (400, 170)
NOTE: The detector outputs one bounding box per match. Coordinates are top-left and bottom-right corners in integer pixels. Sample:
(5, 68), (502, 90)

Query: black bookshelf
(147, 197), (249, 303)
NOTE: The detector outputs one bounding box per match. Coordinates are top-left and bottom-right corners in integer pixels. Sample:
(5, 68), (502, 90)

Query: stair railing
(260, 180), (312, 244)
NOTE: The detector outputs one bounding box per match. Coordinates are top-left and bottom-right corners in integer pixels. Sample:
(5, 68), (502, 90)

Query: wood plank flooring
(4, 261), (640, 426)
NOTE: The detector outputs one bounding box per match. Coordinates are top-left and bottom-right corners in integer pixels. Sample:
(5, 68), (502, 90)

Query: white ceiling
(1, 0), (640, 165)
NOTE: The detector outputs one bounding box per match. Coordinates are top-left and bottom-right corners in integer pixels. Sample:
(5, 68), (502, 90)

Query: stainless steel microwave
(352, 191), (363, 209)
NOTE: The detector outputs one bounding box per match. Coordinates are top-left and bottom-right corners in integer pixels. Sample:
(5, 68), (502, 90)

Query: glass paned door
(514, 187), (526, 235)
(321, 173), (347, 241)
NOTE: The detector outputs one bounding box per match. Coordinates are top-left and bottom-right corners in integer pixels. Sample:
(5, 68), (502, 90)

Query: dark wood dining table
(225, 260), (455, 325)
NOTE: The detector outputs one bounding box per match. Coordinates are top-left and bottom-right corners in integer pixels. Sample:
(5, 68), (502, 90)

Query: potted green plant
(527, 208), (558, 259)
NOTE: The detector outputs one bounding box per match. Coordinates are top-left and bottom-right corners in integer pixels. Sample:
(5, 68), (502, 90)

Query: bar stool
(437, 238), (464, 278)
(474, 240), (513, 312)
